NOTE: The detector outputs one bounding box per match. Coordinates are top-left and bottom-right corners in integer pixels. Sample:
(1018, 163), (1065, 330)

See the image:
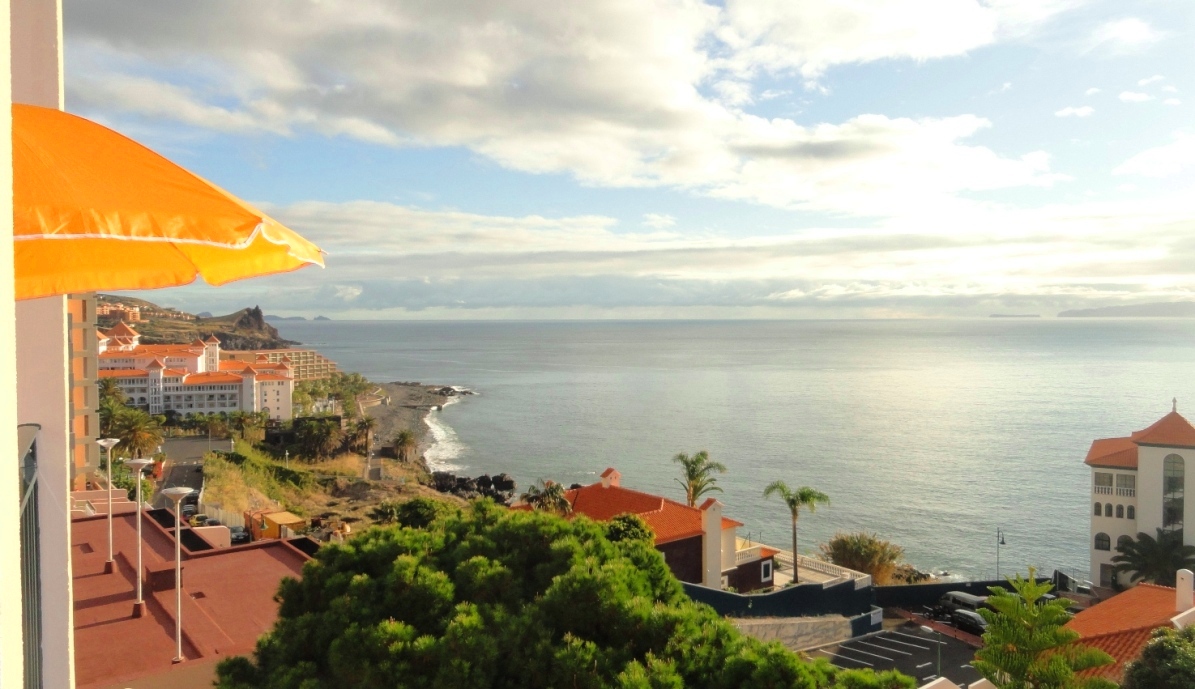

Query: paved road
(154, 437), (216, 508)
(816, 622), (983, 687)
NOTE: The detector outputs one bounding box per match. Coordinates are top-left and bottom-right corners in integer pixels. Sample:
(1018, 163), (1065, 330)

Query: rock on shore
(430, 471), (516, 505)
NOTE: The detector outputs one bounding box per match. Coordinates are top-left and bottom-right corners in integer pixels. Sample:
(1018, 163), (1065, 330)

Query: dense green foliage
(294, 417), (346, 460)
(99, 376), (164, 457)
(672, 450), (727, 507)
(1112, 529), (1195, 587)
(1122, 625), (1195, 689)
(293, 372), (372, 418)
(216, 502), (914, 689)
(972, 569), (1115, 689)
(519, 479), (573, 515)
(819, 533), (904, 586)
(606, 514), (654, 544)
(393, 429), (419, 462)
(368, 498), (454, 529)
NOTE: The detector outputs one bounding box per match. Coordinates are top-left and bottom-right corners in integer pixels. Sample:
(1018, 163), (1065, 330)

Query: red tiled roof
(145, 358), (165, 370)
(98, 369), (147, 378)
(183, 372), (245, 385)
(104, 321), (139, 338)
(205, 335), (221, 344)
(1131, 411), (1195, 448)
(1085, 437), (1139, 468)
(1066, 583), (1183, 682)
(565, 482), (738, 545)
(255, 374), (292, 381)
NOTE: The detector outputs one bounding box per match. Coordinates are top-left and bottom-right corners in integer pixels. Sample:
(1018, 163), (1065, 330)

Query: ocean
(274, 318), (1195, 580)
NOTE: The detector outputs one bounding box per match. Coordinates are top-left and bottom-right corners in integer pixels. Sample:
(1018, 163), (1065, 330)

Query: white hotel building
(97, 322), (295, 420)
(1086, 404), (1195, 588)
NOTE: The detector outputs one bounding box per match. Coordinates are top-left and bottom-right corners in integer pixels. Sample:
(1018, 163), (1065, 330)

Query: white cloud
(1054, 106), (1093, 117)
(642, 213), (678, 229)
(1085, 87), (1101, 96)
(1113, 134), (1195, 178)
(1084, 18), (1163, 54)
(1163, 85), (1179, 94)
(65, 0), (1066, 219)
(1138, 75), (1165, 86)
(1119, 91), (1153, 103)
(1164, 98), (1181, 106)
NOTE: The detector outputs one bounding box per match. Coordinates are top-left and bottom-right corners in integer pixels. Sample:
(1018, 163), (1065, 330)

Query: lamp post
(284, 450), (289, 469)
(229, 436), (235, 453)
(97, 438), (120, 574)
(997, 528), (1007, 580)
(124, 457), (153, 618)
(162, 486), (194, 664)
(920, 625), (942, 679)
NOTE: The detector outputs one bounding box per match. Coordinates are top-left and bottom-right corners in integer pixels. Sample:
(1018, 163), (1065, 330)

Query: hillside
(98, 295), (297, 349)
(1058, 301), (1195, 318)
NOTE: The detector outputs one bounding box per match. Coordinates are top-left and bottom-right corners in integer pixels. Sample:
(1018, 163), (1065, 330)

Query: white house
(1086, 403), (1195, 587)
(97, 322), (295, 421)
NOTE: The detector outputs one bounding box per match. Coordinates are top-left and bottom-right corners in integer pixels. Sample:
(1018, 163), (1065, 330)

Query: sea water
(275, 318), (1195, 579)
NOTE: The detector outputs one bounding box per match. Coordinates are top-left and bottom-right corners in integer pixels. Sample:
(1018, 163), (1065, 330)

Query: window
(1117, 535), (1133, 551)
(761, 560), (773, 583)
(1094, 533), (1110, 551)
(1094, 502), (1102, 516)
(1128, 505), (1136, 520)
(1116, 474), (1136, 497)
(1094, 473), (1113, 494)
(1104, 503), (1113, 517)
(1164, 454), (1185, 536)
(1116, 505), (1124, 519)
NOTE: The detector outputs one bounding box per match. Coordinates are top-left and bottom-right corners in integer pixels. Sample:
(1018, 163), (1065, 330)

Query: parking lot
(815, 622), (984, 687)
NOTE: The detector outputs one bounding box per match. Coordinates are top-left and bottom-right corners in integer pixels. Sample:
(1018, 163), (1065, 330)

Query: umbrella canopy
(12, 104), (324, 300)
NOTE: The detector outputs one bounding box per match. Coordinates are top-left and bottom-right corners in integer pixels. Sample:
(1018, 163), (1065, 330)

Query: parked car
(180, 503), (198, 520)
(188, 513), (209, 527)
(951, 609), (988, 636)
(938, 591), (988, 613)
(229, 526), (250, 545)
(205, 518), (222, 527)
(182, 492), (199, 506)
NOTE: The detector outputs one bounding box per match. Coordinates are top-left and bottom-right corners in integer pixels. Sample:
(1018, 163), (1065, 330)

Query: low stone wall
(732, 615), (852, 652)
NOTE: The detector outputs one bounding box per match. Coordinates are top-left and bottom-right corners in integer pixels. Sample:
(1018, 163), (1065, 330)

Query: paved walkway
(154, 438), (215, 508)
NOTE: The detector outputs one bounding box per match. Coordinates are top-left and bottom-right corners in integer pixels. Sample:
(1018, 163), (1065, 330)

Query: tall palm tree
(97, 377), (126, 406)
(351, 416), (378, 455)
(1113, 529), (1195, 587)
(763, 480), (829, 581)
(520, 479), (572, 516)
(393, 429), (419, 463)
(111, 409), (163, 458)
(672, 450), (727, 507)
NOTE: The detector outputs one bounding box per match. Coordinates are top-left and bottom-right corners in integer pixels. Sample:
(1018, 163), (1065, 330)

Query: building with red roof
(1086, 403), (1195, 588)
(521, 468), (777, 592)
(96, 321), (294, 420)
(1065, 572), (1195, 683)
(71, 506), (311, 689)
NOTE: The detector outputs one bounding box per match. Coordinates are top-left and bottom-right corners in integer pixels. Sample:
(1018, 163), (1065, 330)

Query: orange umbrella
(12, 104), (324, 300)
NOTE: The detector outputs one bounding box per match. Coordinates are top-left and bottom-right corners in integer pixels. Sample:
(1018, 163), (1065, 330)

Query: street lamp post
(920, 625), (942, 679)
(125, 457), (153, 618)
(997, 528), (1007, 580)
(97, 438), (120, 574)
(162, 486), (195, 664)
(284, 450), (289, 469)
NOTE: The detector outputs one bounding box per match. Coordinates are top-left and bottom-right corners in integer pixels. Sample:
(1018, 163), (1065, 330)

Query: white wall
(0, 3), (22, 687)
(1089, 468), (1138, 585)
(1137, 445), (1167, 538)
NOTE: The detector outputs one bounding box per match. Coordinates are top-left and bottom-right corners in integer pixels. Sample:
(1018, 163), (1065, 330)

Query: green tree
(349, 416), (378, 455)
(520, 479), (573, 515)
(763, 480), (829, 581)
(98, 377), (126, 406)
(392, 429), (419, 463)
(295, 417), (344, 460)
(972, 569), (1116, 689)
(819, 532), (904, 585)
(1112, 529), (1195, 587)
(110, 408), (163, 458)
(1123, 625), (1195, 689)
(672, 450), (727, 507)
(606, 514), (654, 543)
(215, 501), (913, 689)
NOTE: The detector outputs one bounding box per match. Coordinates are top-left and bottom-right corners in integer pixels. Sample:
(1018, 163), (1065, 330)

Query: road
(154, 437), (215, 508)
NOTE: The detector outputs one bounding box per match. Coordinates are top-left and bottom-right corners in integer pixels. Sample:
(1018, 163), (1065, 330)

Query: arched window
(1128, 505), (1136, 520)
(1116, 505), (1124, 518)
(1117, 535), (1133, 552)
(1164, 454), (1185, 536)
(1094, 502), (1102, 516)
(1095, 533), (1111, 551)
(1105, 503), (1113, 517)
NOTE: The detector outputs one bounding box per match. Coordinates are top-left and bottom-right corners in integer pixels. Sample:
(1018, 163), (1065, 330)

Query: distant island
(314, 315), (333, 321)
(265, 314), (308, 322)
(1058, 301), (1195, 318)
(990, 314), (1040, 318)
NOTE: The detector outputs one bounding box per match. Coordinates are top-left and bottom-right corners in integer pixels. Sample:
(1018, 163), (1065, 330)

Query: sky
(67, 0), (1195, 319)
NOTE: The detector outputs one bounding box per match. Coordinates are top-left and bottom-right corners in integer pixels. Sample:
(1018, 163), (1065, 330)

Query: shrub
(819, 532), (904, 585)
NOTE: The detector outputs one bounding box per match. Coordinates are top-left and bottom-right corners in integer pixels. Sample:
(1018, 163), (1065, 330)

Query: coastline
(364, 381), (471, 473)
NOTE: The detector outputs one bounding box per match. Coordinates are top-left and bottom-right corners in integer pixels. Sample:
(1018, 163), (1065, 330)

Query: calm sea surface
(275, 319), (1195, 580)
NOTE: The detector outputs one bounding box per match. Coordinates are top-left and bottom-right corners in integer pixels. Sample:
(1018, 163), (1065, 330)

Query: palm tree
(111, 409), (163, 458)
(763, 480), (829, 582)
(98, 377), (126, 406)
(1113, 529), (1195, 587)
(393, 429), (419, 463)
(672, 450), (727, 507)
(520, 479), (572, 516)
(350, 417), (378, 455)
